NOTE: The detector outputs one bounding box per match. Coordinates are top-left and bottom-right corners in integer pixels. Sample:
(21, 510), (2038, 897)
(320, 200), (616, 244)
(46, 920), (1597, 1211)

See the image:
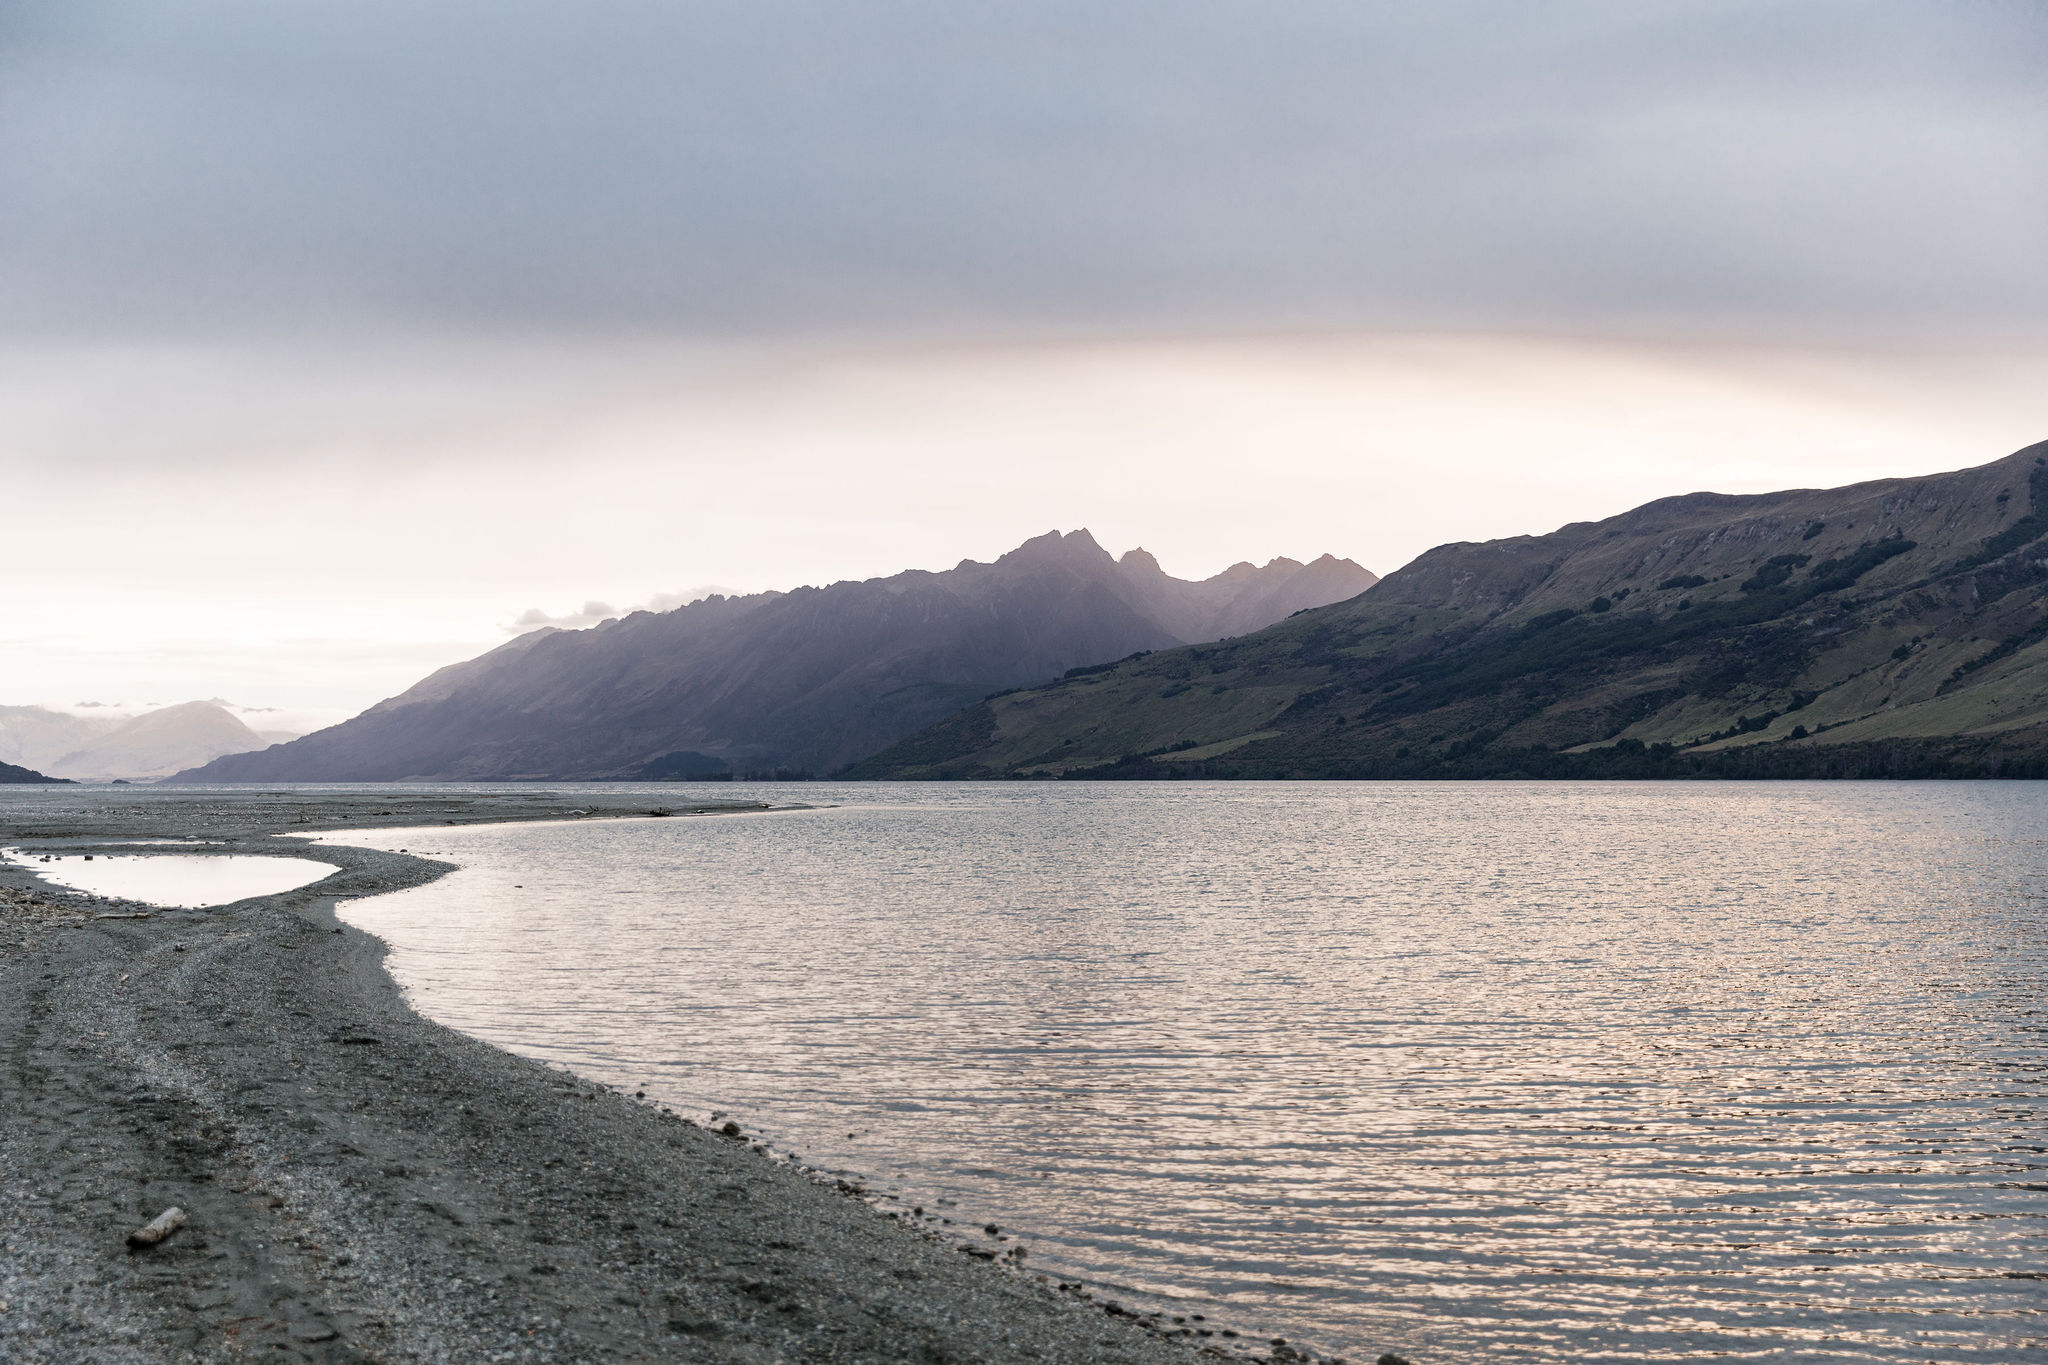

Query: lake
(326, 782), (2048, 1362)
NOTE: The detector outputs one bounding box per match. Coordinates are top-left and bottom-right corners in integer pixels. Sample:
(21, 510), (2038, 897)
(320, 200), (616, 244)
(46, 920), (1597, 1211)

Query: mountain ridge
(850, 440), (2048, 780)
(172, 534), (1375, 781)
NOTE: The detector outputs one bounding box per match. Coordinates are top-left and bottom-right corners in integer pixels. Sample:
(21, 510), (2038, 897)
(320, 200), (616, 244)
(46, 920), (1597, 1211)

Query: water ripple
(331, 782), (2048, 1362)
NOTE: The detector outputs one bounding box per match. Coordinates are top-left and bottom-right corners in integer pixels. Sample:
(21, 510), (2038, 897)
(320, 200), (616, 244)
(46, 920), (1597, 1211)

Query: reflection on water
(329, 783), (2048, 1362)
(5, 849), (338, 907)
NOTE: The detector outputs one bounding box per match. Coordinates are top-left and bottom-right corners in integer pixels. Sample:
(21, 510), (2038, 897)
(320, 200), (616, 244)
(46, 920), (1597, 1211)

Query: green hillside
(848, 440), (2048, 780)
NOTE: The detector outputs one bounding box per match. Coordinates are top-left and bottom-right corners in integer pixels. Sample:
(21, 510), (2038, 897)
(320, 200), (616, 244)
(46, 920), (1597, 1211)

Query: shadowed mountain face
(0, 759), (66, 784)
(172, 533), (1374, 781)
(852, 441), (2048, 781)
(0, 702), (279, 782)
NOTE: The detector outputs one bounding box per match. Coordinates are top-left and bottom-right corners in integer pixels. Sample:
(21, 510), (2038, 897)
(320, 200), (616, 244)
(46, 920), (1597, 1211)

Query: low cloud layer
(18, 698), (315, 739)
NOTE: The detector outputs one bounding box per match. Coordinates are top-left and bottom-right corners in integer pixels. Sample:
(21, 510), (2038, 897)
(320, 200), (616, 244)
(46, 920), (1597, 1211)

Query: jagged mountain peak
(172, 529), (1372, 782)
(997, 527), (1113, 570)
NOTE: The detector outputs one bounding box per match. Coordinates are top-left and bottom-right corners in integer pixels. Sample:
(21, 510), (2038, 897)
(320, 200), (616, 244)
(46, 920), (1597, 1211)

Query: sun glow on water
(332, 782), (2048, 1362)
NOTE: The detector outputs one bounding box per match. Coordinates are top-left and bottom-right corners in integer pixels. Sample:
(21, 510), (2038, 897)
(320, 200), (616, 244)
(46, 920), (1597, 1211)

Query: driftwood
(94, 912), (151, 920)
(126, 1206), (186, 1249)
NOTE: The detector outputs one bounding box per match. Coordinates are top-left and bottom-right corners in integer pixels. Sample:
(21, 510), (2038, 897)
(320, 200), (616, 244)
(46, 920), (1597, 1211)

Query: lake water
(3, 848), (338, 907)
(325, 783), (2048, 1362)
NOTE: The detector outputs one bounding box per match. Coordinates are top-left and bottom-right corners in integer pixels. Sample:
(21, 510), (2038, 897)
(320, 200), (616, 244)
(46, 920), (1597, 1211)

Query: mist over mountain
(854, 441), (2048, 780)
(173, 534), (1374, 781)
(0, 701), (285, 782)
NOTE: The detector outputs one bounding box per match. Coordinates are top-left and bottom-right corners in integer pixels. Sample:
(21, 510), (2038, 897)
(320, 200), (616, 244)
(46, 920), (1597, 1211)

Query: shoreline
(0, 791), (1250, 1364)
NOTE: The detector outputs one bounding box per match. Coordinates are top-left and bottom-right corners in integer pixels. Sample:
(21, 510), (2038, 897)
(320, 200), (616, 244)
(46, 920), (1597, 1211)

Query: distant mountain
(0, 707), (100, 774)
(852, 440), (2048, 780)
(171, 533), (1375, 781)
(0, 701), (284, 782)
(0, 758), (67, 784)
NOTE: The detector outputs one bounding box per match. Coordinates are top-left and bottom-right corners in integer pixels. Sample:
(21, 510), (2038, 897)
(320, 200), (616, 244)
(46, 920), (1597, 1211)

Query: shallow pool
(5, 849), (339, 908)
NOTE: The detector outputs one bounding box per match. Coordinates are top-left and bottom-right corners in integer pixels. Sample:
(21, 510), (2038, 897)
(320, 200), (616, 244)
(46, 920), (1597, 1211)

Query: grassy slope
(847, 440), (2048, 779)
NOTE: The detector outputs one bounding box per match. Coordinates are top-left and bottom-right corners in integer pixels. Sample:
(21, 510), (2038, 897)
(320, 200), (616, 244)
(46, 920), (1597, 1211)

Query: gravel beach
(0, 790), (1257, 1365)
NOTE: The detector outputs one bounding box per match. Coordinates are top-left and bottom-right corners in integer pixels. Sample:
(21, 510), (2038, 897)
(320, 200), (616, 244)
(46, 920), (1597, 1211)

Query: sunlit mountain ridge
(854, 440), (2048, 779)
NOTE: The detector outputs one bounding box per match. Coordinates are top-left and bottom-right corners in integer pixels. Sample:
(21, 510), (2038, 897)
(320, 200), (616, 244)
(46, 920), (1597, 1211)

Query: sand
(0, 790), (1296, 1365)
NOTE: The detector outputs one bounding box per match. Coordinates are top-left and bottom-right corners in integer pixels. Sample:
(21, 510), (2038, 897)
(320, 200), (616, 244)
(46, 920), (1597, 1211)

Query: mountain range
(852, 440), (2048, 780)
(173, 534), (1375, 781)
(0, 702), (294, 783)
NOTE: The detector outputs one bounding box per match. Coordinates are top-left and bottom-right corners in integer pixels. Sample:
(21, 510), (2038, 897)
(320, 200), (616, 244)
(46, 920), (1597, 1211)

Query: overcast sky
(5, 2), (2046, 726)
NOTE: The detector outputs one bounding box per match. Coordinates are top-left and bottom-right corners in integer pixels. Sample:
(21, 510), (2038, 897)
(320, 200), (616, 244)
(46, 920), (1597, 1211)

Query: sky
(5, 2), (2046, 729)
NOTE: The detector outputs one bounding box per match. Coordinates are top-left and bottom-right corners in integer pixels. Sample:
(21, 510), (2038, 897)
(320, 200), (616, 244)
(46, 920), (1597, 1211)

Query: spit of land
(0, 789), (1239, 1365)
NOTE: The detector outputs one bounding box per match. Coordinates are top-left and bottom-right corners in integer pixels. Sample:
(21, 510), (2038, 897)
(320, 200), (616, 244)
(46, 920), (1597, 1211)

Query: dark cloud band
(2, 0), (2043, 339)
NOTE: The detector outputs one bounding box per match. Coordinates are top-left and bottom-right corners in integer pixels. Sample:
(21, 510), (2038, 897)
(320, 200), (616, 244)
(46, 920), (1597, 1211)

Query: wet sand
(0, 791), (1264, 1364)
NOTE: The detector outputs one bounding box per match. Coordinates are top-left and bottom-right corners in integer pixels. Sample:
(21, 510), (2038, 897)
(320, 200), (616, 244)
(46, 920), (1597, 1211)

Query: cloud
(641, 586), (740, 614)
(2, 1), (2043, 342)
(510, 601), (620, 632)
(507, 587), (737, 633)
